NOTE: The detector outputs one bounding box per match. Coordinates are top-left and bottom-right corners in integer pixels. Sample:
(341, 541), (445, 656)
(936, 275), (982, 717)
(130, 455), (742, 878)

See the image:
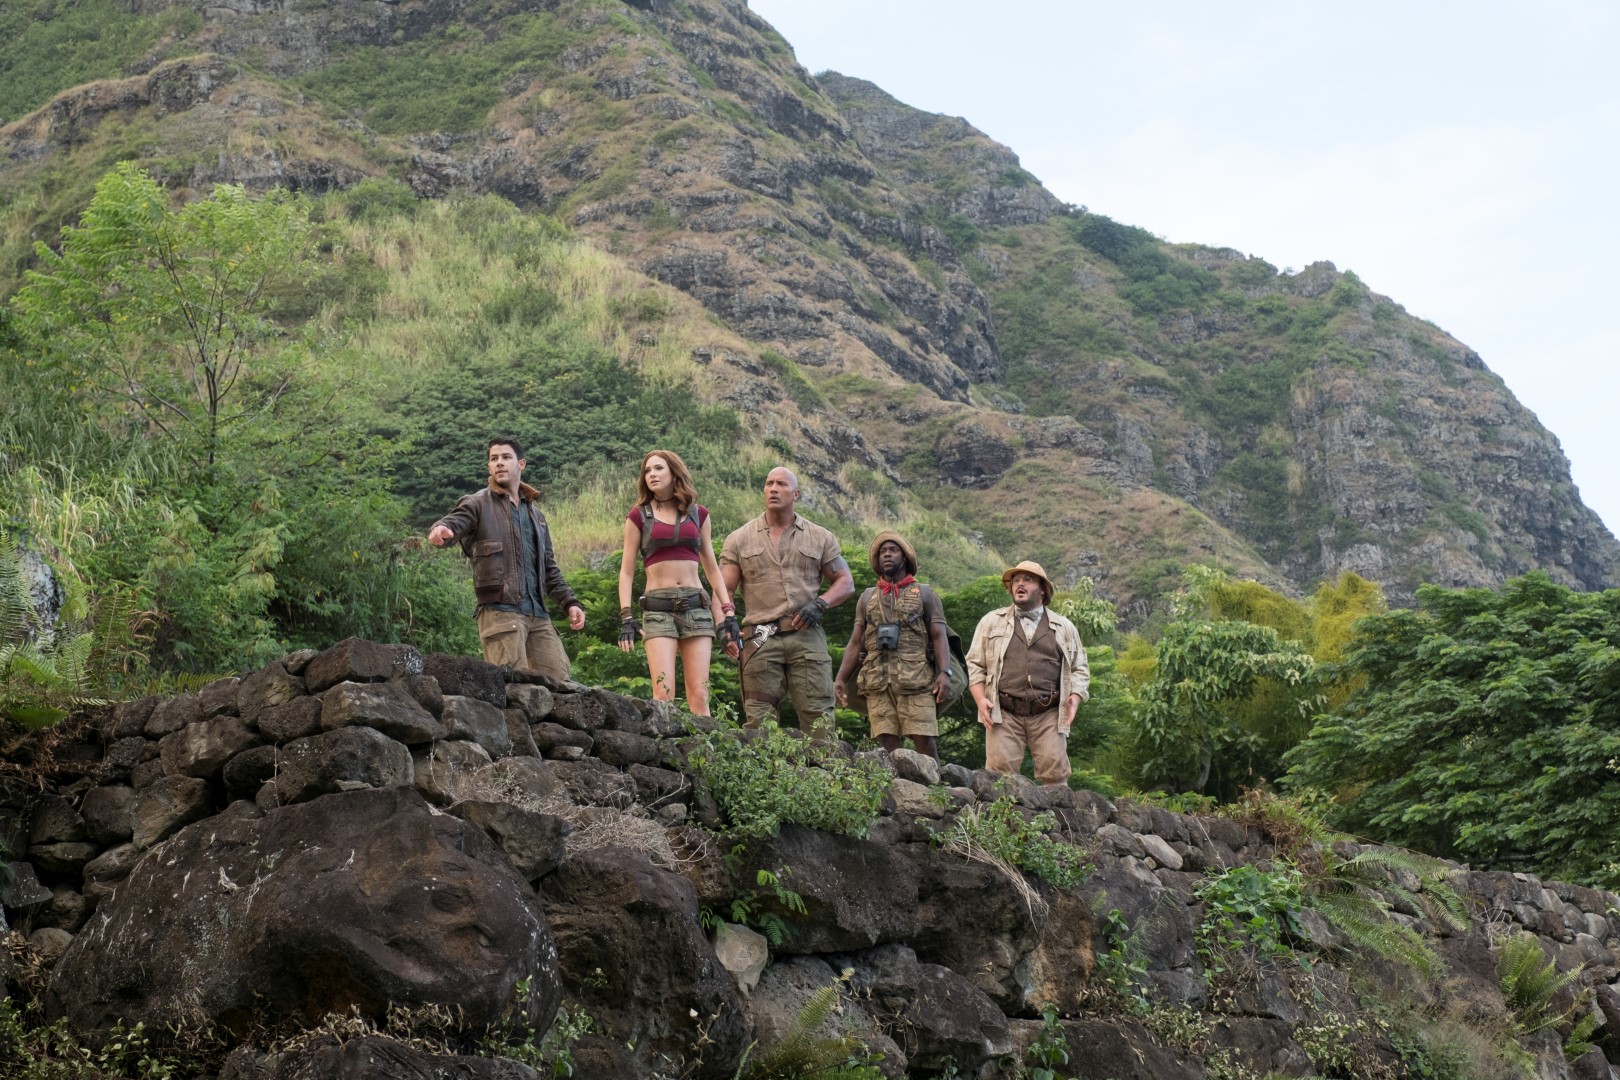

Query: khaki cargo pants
(740, 626), (836, 737)
(985, 706), (1071, 786)
(476, 609), (571, 681)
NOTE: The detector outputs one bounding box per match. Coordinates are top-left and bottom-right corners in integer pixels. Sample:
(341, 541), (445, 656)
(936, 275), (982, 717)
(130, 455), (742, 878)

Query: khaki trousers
(476, 609), (571, 681)
(740, 626), (835, 736)
(985, 706), (1070, 786)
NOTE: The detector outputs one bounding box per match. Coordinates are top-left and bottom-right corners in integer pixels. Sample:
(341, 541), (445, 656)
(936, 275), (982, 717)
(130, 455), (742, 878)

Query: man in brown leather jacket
(428, 437), (585, 680)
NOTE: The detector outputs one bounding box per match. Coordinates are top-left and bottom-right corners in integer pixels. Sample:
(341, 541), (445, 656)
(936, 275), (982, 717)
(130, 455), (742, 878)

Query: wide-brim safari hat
(868, 530), (918, 576)
(1001, 560), (1054, 604)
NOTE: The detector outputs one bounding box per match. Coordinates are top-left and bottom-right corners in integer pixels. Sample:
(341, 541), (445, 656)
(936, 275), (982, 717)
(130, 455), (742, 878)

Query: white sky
(749, 0), (1620, 537)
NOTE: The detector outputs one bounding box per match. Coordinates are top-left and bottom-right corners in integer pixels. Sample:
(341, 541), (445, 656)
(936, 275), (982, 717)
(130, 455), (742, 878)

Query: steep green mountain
(2, 0), (1614, 611)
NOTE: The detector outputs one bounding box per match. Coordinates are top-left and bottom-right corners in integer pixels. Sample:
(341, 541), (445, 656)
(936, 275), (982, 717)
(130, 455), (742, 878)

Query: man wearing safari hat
(967, 560), (1090, 785)
(833, 531), (951, 760)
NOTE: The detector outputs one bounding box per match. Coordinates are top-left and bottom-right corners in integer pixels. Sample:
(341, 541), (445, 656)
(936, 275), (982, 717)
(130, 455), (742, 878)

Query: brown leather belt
(999, 693), (1057, 717)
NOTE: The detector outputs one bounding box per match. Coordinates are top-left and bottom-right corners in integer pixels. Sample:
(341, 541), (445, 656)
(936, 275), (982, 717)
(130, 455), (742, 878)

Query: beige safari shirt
(967, 605), (1090, 727)
(720, 513), (843, 627)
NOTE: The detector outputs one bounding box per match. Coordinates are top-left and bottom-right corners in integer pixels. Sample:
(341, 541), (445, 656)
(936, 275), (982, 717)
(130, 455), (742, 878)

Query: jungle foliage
(1284, 571), (1620, 887)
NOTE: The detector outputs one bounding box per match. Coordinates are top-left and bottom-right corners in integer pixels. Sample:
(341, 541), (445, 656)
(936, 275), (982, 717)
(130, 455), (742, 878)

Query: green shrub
(758, 351), (826, 412)
(936, 796), (1091, 890)
(686, 720), (892, 839)
(1194, 862), (1306, 976)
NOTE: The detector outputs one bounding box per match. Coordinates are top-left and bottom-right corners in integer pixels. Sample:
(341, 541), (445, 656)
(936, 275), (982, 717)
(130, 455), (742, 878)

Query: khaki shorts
(642, 587), (715, 640)
(866, 687), (938, 739)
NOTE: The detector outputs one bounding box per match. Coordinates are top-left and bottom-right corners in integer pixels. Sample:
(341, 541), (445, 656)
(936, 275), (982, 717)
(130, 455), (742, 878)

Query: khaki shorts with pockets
(641, 587), (715, 640)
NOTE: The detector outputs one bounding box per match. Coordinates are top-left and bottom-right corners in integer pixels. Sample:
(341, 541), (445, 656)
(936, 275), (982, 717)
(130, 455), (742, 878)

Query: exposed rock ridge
(5, 640), (1620, 1078)
(0, 0), (1615, 606)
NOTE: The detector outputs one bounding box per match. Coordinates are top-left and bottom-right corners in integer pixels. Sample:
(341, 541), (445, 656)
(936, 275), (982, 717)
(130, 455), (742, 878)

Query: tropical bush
(685, 719), (892, 839)
(1284, 571), (1620, 886)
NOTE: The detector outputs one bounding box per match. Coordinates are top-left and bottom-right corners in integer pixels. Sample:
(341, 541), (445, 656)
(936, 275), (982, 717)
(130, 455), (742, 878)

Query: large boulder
(320, 681), (442, 745)
(132, 775), (214, 848)
(412, 740), (495, 805)
(159, 716), (259, 780)
(900, 962), (1012, 1074)
(540, 849), (749, 1079)
(442, 695), (512, 756)
(747, 826), (920, 954)
(420, 654), (506, 708)
(48, 787), (559, 1040)
(448, 801), (569, 881)
(906, 840), (1061, 1009)
(236, 662), (306, 727)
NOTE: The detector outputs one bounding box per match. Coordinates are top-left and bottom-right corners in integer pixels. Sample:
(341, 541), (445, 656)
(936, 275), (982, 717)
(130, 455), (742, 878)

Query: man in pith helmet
(833, 531), (950, 760)
(966, 560), (1089, 785)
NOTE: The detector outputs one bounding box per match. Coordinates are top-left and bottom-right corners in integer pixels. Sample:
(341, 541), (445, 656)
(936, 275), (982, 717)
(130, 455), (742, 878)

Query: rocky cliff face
(1, 0), (1614, 606)
(6, 642), (1620, 1078)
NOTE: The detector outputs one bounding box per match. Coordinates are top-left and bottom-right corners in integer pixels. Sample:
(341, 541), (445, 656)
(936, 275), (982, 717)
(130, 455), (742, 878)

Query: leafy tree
(1283, 571), (1620, 886)
(1129, 618), (1316, 795)
(15, 163), (317, 475)
(1124, 568), (1320, 796)
(4, 166), (473, 673)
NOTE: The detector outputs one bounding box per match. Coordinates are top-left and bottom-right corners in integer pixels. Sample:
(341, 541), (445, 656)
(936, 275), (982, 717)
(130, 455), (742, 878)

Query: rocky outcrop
(7, 640), (1620, 1078)
(2, 0), (1615, 615)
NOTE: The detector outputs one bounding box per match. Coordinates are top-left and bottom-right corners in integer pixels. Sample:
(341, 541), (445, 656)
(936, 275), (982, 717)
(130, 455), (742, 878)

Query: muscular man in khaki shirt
(719, 467), (855, 734)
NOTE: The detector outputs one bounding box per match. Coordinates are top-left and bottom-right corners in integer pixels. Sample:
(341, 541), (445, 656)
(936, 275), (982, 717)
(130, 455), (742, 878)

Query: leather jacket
(432, 483), (580, 614)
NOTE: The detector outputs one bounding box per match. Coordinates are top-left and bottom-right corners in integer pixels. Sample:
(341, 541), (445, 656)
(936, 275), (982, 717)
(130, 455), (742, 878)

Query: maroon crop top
(628, 504), (708, 566)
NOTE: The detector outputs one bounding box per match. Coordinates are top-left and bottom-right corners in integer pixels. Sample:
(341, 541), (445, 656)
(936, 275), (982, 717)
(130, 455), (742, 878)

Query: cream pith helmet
(1001, 560), (1054, 603)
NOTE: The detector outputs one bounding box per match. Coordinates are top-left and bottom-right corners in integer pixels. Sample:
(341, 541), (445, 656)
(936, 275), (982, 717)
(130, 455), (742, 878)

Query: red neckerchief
(877, 575), (916, 597)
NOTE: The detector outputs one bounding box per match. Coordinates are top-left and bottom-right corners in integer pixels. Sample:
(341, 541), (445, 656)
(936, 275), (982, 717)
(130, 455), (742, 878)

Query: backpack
(844, 585), (969, 716)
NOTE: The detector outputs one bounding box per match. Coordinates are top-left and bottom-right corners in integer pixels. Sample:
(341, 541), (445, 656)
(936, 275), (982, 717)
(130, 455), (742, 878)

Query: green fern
(0, 531), (108, 729)
(1308, 889), (1440, 975)
(1325, 846), (1469, 930)
(736, 980), (883, 1080)
(1298, 844), (1471, 976)
(1564, 1007), (1602, 1058)
(1498, 933), (1585, 1036)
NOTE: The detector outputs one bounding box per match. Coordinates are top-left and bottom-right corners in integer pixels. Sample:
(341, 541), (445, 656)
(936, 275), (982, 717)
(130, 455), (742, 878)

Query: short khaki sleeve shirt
(720, 513), (843, 627)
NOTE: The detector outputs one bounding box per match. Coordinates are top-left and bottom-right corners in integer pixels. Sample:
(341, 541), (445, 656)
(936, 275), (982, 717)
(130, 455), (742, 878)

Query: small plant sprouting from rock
(701, 866), (807, 948)
(1019, 1003), (1073, 1080)
(1496, 932), (1588, 1042)
(478, 976), (594, 1077)
(1194, 862), (1308, 979)
(731, 974), (885, 1080)
(1088, 907), (1151, 1011)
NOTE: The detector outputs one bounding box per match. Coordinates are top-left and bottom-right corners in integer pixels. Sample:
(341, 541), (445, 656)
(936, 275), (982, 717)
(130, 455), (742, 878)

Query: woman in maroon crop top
(617, 449), (741, 716)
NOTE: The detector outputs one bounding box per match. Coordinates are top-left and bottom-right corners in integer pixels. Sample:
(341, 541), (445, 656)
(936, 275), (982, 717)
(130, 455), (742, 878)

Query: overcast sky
(750, 0), (1620, 537)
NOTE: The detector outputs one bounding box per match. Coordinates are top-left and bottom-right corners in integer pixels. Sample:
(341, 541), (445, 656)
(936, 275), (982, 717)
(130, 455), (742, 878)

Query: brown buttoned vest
(998, 612), (1062, 714)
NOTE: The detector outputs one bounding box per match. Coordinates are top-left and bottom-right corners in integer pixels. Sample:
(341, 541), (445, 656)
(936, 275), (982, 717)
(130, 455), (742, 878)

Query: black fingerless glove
(619, 616), (640, 647)
(720, 615), (743, 650)
(796, 597), (829, 628)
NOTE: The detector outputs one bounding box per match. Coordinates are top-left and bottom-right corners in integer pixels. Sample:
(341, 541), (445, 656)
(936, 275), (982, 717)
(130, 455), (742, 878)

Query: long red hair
(636, 449), (698, 514)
